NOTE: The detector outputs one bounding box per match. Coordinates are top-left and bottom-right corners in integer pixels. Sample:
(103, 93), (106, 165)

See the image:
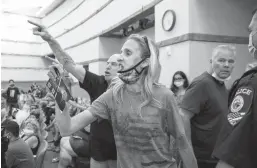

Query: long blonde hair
(111, 34), (163, 114)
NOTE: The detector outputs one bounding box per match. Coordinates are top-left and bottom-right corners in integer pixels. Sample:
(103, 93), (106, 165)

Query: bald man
(179, 45), (236, 168)
(29, 20), (118, 168)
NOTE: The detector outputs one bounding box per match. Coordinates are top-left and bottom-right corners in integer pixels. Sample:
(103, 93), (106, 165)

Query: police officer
(212, 9), (257, 168)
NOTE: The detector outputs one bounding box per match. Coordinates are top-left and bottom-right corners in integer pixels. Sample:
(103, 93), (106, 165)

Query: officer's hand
(28, 20), (53, 42)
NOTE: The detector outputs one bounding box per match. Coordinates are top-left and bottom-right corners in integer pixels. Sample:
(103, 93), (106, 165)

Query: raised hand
(28, 20), (53, 42)
(47, 63), (65, 81)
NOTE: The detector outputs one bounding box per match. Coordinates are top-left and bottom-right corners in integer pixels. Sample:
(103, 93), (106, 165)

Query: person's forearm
(69, 101), (88, 110)
(174, 108), (196, 168)
(55, 104), (96, 137)
(55, 104), (72, 136)
(47, 39), (76, 71)
(46, 38), (85, 83)
(179, 109), (192, 143)
(183, 117), (192, 143)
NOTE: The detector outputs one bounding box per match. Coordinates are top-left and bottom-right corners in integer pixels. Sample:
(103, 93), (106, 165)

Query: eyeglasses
(142, 36), (151, 58)
(174, 77), (184, 81)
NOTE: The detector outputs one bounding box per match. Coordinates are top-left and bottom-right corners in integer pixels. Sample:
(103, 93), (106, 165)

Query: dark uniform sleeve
(213, 72), (257, 168)
(79, 70), (108, 102)
(180, 79), (209, 114)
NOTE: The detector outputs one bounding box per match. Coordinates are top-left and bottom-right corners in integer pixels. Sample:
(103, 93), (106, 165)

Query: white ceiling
(1, 0), (54, 17)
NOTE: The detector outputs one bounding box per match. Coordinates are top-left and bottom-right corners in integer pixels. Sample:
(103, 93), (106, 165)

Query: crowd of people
(1, 7), (256, 168)
(1, 81), (91, 168)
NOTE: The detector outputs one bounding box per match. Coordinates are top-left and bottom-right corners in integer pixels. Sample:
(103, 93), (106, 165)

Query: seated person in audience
(20, 120), (41, 155)
(15, 103), (38, 127)
(2, 119), (35, 168)
(2, 108), (7, 122)
(41, 92), (56, 124)
(11, 108), (19, 119)
(56, 103), (90, 167)
(15, 92), (40, 127)
(15, 108), (30, 126)
(1, 97), (8, 122)
(18, 90), (26, 109)
(45, 111), (62, 154)
(21, 95), (35, 112)
(30, 108), (43, 123)
(2, 96), (7, 109)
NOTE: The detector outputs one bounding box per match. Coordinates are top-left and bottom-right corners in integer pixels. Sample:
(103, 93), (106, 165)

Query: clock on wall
(162, 10), (176, 31)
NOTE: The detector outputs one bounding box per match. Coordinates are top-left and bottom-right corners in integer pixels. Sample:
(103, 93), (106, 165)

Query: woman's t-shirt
(88, 85), (187, 168)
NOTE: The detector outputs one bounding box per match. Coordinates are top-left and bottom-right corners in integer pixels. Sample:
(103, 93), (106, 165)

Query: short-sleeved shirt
(212, 67), (257, 168)
(6, 139), (35, 168)
(79, 70), (117, 161)
(6, 87), (20, 104)
(88, 85), (187, 168)
(180, 72), (228, 162)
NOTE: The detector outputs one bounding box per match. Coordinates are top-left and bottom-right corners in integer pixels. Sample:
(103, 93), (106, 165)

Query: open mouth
(105, 71), (111, 76)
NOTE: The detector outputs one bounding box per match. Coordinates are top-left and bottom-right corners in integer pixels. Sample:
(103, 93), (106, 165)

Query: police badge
(227, 87), (254, 126)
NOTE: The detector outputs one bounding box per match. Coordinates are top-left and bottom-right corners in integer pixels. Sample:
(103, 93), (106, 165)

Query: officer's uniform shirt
(212, 66), (257, 168)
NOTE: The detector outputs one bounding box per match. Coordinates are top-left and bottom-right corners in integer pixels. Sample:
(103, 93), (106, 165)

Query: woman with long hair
(46, 34), (197, 168)
(170, 71), (189, 106)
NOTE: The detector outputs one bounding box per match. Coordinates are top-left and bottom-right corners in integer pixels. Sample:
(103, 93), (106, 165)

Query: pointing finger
(44, 56), (59, 64)
(33, 31), (44, 36)
(28, 20), (45, 29)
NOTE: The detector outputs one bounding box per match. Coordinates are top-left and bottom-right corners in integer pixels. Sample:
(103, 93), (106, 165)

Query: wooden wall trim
(157, 33), (249, 47)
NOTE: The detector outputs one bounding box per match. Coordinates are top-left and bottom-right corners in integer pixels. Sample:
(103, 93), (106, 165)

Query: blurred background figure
(2, 80), (20, 117)
(170, 71), (189, 106)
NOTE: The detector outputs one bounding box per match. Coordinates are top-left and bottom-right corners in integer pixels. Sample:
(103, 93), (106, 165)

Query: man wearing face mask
(212, 9), (257, 168)
(2, 80), (20, 117)
(179, 45), (236, 168)
(2, 119), (35, 168)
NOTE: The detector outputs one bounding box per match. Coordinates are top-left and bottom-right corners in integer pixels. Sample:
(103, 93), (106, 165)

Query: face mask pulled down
(212, 72), (231, 82)
(118, 59), (146, 84)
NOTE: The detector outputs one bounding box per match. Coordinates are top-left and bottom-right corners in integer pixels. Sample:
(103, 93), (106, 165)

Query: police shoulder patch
(228, 87), (254, 126)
